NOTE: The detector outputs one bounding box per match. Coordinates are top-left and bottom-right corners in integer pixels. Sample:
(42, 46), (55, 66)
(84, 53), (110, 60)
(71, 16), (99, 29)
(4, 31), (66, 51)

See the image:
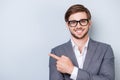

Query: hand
(49, 53), (74, 74)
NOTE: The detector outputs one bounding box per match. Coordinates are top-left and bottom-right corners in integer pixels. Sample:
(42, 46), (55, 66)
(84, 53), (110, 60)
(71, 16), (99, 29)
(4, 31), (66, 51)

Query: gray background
(0, 0), (120, 80)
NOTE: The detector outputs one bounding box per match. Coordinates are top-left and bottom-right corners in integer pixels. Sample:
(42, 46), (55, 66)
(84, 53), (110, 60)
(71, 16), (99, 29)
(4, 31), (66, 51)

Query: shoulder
(51, 40), (70, 51)
(90, 38), (113, 54)
(90, 38), (111, 48)
(90, 38), (114, 57)
(50, 41), (71, 57)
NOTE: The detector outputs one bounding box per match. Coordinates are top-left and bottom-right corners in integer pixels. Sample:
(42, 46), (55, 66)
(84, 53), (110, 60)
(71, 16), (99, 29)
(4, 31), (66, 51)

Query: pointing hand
(49, 53), (74, 74)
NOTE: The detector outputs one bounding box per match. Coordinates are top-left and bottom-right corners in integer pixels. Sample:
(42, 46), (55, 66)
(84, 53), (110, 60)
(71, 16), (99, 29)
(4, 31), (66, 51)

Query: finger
(61, 55), (68, 59)
(49, 53), (60, 60)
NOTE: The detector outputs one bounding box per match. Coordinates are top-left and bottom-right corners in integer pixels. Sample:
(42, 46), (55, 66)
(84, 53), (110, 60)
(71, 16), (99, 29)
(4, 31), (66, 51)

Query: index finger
(49, 53), (60, 60)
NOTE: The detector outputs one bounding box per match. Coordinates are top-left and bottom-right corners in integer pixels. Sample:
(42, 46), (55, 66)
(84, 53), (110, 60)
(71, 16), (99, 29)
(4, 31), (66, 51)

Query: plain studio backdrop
(0, 0), (120, 80)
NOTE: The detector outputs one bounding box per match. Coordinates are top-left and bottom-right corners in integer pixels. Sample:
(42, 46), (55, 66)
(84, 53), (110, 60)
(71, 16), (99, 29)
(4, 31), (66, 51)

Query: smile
(75, 29), (84, 35)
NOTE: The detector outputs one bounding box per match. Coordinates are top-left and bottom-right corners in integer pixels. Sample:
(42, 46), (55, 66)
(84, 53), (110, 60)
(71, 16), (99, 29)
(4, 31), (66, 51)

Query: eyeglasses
(68, 19), (89, 27)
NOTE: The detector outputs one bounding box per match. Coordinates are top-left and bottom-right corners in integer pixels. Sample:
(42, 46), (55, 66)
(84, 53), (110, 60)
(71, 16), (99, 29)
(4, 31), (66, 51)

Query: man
(49, 4), (115, 80)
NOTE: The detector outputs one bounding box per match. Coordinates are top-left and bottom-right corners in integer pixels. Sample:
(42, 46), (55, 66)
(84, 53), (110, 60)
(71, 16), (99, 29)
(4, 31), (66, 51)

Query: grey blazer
(49, 39), (115, 80)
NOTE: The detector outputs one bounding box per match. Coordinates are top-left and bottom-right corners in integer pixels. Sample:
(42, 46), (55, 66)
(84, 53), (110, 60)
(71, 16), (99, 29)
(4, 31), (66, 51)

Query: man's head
(65, 4), (91, 22)
(65, 4), (92, 39)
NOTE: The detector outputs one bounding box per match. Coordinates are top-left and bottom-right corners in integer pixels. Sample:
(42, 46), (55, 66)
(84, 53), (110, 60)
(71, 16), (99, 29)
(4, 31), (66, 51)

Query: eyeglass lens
(68, 19), (89, 27)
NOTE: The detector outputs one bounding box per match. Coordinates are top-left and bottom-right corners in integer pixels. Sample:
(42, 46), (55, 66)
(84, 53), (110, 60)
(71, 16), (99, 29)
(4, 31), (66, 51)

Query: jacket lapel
(83, 39), (98, 70)
(64, 39), (98, 70)
(64, 40), (79, 67)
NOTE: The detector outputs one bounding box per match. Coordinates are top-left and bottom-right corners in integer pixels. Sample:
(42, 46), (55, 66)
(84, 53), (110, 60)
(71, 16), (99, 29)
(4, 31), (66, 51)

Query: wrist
(70, 66), (78, 80)
(68, 66), (74, 74)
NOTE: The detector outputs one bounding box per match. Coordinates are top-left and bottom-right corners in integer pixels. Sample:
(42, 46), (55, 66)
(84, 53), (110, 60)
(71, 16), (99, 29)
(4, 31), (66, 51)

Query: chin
(73, 35), (85, 39)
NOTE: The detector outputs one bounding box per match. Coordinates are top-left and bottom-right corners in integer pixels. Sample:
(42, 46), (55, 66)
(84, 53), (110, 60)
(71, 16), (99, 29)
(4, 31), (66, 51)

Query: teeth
(76, 30), (82, 33)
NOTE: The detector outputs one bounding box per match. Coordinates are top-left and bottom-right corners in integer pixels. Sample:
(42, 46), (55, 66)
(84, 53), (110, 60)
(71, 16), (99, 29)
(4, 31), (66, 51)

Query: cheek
(84, 27), (89, 32)
(84, 26), (89, 30)
(69, 27), (74, 31)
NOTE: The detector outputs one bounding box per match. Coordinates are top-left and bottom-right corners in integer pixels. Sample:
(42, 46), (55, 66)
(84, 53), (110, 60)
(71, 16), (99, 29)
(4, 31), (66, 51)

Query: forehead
(69, 12), (87, 20)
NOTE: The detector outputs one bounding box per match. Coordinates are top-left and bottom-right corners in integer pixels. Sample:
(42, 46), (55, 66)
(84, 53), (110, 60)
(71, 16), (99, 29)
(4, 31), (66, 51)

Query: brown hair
(65, 4), (91, 22)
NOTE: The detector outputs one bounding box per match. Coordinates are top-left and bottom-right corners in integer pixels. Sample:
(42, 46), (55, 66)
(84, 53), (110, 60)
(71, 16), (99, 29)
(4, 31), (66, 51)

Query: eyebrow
(68, 19), (88, 21)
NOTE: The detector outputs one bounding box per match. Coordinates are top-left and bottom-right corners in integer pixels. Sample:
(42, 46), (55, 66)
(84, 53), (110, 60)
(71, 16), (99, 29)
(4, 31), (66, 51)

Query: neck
(71, 35), (89, 48)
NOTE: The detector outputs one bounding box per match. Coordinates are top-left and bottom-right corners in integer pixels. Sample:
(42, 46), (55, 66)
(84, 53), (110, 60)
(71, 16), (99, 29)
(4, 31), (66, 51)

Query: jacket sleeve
(49, 49), (64, 80)
(76, 45), (115, 80)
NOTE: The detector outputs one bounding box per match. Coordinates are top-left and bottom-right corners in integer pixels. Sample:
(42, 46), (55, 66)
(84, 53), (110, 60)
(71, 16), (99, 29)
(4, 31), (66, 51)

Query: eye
(80, 19), (88, 23)
(68, 20), (77, 27)
(69, 20), (77, 24)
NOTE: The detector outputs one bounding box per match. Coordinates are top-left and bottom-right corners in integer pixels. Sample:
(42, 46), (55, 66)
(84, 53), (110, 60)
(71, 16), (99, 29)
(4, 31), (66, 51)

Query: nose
(76, 22), (82, 28)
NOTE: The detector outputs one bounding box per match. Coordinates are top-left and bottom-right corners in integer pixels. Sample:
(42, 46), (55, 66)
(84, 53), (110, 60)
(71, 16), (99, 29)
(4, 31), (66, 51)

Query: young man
(49, 4), (115, 80)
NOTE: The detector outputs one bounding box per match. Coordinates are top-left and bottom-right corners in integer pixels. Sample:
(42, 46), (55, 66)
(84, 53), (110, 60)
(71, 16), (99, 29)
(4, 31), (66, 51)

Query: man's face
(66, 12), (91, 39)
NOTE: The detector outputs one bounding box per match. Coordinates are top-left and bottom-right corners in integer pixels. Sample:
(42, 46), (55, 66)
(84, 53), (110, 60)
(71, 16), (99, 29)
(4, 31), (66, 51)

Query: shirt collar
(71, 38), (89, 49)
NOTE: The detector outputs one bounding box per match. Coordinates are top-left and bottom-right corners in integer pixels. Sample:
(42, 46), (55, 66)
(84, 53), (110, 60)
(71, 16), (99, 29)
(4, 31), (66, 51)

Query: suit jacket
(49, 39), (115, 80)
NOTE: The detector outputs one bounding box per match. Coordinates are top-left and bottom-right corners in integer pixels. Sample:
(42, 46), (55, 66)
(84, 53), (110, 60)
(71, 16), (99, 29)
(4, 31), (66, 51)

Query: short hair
(65, 4), (91, 22)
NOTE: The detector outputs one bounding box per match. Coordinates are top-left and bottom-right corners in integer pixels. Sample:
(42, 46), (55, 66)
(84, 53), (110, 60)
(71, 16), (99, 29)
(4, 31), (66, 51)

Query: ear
(66, 22), (69, 28)
(88, 20), (92, 28)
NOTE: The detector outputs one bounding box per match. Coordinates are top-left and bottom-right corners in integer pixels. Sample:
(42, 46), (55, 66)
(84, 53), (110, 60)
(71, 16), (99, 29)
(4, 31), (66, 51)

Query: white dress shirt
(70, 38), (89, 80)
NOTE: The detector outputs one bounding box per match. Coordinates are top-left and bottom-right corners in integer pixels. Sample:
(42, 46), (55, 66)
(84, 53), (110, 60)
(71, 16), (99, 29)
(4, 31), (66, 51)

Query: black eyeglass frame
(67, 19), (89, 27)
